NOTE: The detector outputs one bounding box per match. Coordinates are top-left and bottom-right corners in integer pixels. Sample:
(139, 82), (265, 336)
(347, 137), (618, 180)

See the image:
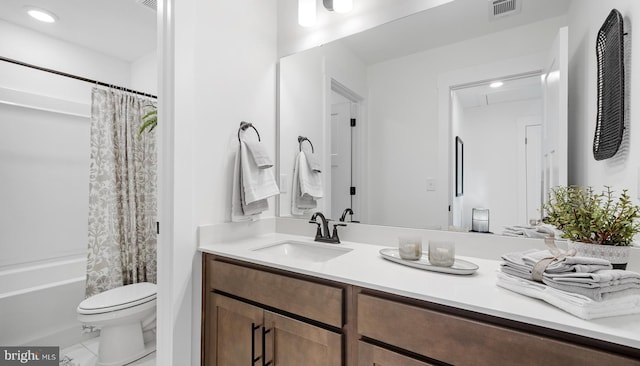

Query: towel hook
(237, 121), (261, 142)
(298, 136), (314, 153)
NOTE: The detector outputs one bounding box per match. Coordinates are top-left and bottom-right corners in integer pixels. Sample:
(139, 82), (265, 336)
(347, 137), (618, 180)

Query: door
(525, 124), (542, 222)
(542, 27), (568, 201)
(264, 311), (342, 366)
(207, 294), (263, 366)
(331, 101), (352, 220)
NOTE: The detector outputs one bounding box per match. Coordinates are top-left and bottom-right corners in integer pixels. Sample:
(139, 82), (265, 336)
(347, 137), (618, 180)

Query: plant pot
(568, 241), (630, 270)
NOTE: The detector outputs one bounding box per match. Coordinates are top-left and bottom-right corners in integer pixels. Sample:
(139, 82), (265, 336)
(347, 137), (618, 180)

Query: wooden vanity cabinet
(203, 255), (346, 366)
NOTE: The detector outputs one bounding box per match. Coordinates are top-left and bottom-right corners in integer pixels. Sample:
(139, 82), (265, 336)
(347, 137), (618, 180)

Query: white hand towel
(231, 146), (264, 222)
(304, 150), (322, 172)
(243, 139), (273, 168)
(496, 272), (640, 320)
(291, 152), (317, 215)
(297, 151), (323, 198)
(240, 141), (280, 204)
(501, 249), (612, 281)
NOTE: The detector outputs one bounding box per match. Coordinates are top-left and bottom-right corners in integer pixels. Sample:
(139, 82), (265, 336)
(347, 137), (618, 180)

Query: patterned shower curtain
(85, 88), (157, 297)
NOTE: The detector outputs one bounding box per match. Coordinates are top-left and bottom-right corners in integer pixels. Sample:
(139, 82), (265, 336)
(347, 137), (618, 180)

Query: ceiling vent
(489, 0), (521, 20)
(136, 0), (157, 11)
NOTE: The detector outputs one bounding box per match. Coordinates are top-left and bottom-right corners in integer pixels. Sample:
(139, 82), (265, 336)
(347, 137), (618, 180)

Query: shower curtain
(85, 88), (157, 297)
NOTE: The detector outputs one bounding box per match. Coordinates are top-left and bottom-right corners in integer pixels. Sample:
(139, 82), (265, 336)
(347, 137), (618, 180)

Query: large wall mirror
(278, 0), (570, 234)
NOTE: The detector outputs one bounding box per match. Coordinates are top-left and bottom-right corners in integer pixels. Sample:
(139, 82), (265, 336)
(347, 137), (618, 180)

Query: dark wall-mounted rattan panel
(593, 9), (625, 161)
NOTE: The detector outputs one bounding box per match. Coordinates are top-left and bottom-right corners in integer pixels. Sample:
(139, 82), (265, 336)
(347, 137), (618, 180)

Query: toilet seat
(78, 282), (157, 315)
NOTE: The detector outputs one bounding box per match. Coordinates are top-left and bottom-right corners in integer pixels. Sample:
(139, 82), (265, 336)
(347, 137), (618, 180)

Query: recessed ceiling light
(26, 7), (58, 23)
(489, 81), (503, 88)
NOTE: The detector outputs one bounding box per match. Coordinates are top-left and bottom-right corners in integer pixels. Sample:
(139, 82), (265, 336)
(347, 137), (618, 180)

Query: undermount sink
(251, 240), (353, 263)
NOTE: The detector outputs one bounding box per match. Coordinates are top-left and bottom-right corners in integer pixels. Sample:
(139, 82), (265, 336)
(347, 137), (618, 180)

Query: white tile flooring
(60, 337), (155, 366)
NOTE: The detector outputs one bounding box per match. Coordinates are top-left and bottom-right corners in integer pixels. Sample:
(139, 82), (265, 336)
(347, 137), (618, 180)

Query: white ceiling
(340, 0), (571, 65)
(0, 0), (157, 62)
(454, 75), (542, 109)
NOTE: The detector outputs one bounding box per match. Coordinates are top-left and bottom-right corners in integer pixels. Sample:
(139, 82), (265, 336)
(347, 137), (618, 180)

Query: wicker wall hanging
(593, 9), (626, 161)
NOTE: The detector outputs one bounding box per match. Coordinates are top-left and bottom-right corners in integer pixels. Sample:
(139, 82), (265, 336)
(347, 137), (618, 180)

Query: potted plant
(542, 185), (640, 269)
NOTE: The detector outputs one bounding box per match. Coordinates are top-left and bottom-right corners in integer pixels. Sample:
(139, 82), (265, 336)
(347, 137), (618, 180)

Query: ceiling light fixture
(489, 81), (504, 88)
(332, 0), (353, 13)
(298, 0), (317, 27)
(25, 7), (58, 23)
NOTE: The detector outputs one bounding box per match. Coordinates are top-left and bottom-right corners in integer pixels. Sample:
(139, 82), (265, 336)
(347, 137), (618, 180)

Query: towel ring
(237, 121), (261, 142)
(298, 136), (314, 153)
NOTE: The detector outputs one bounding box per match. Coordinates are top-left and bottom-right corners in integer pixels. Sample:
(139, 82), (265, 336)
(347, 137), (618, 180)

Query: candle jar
(398, 236), (422, 260)
(428, 240), (455, 267)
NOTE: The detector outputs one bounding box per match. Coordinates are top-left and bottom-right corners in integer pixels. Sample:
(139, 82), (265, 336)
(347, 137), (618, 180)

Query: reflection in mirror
(278, 0), (571, 234)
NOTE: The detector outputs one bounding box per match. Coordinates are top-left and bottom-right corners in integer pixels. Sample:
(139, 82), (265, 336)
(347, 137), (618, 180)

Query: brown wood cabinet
(203, 255), (347, 366)
(202, 253), (640, 366)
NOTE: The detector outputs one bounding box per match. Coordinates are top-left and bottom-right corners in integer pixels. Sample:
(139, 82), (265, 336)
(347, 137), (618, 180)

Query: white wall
(163, 0), (278, 365)
(459, 99), (542, 232)
(568, 0), (640, 205)
(365, 16), (566, 229)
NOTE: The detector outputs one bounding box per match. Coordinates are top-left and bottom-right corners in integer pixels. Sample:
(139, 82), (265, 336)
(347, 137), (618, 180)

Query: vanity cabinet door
(206, 294), (264, 366)
(264, 311), (342, 366)
(357, 342), (435, 366)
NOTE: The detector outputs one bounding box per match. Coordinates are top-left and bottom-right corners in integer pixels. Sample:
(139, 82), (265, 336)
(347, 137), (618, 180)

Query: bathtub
(0, 255), (94, 347)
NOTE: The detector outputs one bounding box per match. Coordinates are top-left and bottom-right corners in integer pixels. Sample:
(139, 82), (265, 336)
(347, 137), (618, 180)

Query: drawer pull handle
(262, 327), (273, 366)
(251, 323), (261, 364)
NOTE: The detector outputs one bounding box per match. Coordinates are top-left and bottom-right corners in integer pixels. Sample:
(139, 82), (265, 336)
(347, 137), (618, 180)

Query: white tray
(379, 248), (479, 275)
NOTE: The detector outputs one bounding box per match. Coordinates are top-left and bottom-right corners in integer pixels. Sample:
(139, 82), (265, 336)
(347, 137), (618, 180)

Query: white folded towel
(297, 151), (323, 199)
(502, 225), (555, 239)
(243, 140), (273, 168)
(501, 249), (612, 281)
(542, 269), (640, 301)
(231, 146), (265, 222)
(291, 151), (321, 215)
(304, 150), (322, 172)
(496, 272), (640, 320)
(240, 141), (280, 204)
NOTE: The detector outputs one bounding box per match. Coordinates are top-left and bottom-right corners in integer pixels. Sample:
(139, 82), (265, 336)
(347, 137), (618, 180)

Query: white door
(542, 27), (568, 202)
(331, 102), (352, 220)
(525, 124), (542, 222)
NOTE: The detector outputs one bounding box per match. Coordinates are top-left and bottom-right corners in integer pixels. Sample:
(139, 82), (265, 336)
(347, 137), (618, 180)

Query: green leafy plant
(138, 106), (157, 137)
(542, 185), (640, 246)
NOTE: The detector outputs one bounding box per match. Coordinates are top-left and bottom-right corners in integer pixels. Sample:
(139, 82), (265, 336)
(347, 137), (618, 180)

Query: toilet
(77, 282), (157, 366)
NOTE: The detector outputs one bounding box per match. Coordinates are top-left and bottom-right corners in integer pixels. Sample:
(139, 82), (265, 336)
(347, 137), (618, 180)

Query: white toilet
(77, 282), (157, 366)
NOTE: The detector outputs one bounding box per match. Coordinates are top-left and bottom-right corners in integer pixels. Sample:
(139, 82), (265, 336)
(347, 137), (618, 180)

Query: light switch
(427, 178), (436, 191)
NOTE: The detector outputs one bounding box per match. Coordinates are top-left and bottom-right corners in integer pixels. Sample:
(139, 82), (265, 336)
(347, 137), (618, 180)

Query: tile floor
(59, 337), (155, 366)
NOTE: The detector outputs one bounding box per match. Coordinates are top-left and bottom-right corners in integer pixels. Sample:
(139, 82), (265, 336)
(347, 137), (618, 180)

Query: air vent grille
(489, 0), (521, 20)
(136, 0), (157, 11)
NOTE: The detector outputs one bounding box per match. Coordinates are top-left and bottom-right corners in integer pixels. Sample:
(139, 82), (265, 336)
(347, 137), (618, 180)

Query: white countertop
(199, 232), (640, 350)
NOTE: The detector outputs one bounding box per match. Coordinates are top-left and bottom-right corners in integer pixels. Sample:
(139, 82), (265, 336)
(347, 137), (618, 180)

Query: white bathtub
(0, 255), (93, 347)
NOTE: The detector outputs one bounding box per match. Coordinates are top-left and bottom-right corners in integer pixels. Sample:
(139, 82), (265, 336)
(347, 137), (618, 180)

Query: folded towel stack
(292, 151), (323, 215)
(497, 247), (640, 319)
(502, 224), (556, 239)
(232, 140), (280, 222)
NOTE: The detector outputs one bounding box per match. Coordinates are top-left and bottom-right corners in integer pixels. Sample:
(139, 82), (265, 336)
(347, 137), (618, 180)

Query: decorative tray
(379, 248), (479, 275)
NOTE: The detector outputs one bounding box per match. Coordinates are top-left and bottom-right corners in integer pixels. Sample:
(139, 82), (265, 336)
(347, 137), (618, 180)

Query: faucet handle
(330, 223), (347, 243)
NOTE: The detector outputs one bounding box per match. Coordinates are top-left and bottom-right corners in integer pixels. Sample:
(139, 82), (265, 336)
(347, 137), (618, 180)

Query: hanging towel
(304, 150), (322, 172)
(496, 271), (640, 320)
(231, 145), (267, 222)
(244, 139), (273, 168)
(297, 151), (323, 198)
(291, 151), (322, 215)
(240, 141), (280, 204)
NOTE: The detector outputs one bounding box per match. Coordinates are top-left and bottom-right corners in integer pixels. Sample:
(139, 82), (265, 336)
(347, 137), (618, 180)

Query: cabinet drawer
(208, 259), (343, 328)
(357, 294), (640, 366)
(358, 341), (435, 366)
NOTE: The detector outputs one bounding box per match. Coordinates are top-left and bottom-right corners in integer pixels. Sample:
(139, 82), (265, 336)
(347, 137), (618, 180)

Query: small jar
(398, 236), (422, 260)
(428, 240), (455, 267)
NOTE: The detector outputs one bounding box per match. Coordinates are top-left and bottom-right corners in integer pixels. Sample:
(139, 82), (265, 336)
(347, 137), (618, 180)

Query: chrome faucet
(309, 212), (346, 244)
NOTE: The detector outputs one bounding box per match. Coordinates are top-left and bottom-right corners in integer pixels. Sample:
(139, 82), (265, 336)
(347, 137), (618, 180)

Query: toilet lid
(78, 282), (157, 314)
